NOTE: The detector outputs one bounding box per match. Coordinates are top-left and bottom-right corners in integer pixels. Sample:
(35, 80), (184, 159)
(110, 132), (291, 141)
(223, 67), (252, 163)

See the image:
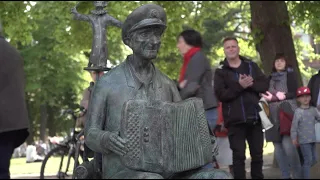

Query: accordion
(120, 97), (213, 174)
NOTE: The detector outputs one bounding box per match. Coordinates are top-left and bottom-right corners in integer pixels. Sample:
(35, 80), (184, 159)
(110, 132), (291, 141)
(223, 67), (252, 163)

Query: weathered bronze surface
(71, 1), (122, 71)
(83, 3), (233, 179)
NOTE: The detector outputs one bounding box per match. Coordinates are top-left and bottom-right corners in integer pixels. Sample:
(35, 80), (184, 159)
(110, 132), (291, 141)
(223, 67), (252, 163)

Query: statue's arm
(84, 78), (109, 154)
(108, 15), (123, 28)
(71, 6), (90, 21)
(170, 80), (182, 102)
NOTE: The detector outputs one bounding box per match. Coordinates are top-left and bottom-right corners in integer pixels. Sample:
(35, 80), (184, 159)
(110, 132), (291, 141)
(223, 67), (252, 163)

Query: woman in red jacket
(215, 103), (234, 176)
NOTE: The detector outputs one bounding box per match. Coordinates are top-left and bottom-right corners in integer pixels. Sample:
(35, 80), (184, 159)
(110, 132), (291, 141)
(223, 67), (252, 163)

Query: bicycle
(40, 107), (87, 179)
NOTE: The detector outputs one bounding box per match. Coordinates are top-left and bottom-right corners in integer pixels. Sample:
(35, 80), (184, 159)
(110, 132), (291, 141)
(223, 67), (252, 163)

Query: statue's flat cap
(122, 4), (167, 44)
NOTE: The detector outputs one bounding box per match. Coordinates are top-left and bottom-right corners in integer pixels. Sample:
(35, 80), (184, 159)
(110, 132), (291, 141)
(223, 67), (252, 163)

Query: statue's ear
(124, 38), (132, 48)
(123, 38), (129, 45)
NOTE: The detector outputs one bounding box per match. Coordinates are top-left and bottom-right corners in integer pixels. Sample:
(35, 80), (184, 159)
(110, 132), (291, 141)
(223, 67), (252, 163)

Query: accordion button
(143, 133), (149, 137)
(144, 127), (149, 131)
(144, 138), (149, 142)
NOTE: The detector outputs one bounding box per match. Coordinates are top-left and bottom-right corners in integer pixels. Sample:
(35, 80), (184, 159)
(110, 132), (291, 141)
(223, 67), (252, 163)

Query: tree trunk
(250, 1), (303, 86)
(39, 103), (48, 142)
(47, 106), (57, 137)
(25, 98), (34, 145)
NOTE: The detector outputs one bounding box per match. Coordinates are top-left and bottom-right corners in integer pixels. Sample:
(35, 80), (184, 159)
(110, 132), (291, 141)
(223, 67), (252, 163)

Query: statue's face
(93, 1), (107, 8)
(129, 26), (164, 60)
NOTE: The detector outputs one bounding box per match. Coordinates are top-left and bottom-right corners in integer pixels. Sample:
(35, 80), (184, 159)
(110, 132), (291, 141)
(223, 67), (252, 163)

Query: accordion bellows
(120, 97), (213, 174)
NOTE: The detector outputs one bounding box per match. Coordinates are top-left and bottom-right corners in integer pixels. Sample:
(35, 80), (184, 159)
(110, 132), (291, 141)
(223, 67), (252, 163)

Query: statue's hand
(104, 132), (129, 156)
(71, 7), (77, 14)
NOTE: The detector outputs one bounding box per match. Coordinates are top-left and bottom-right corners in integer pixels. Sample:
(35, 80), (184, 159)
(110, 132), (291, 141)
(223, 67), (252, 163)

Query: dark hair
(222, 36), (238, 44)
(272, 53), (291, 72)
(178, 29), (203, 48)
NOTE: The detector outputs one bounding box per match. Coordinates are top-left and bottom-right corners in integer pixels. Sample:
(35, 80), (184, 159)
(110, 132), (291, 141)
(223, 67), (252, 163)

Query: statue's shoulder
(98, 62), (126, 84)
(155, 68), (177, 87)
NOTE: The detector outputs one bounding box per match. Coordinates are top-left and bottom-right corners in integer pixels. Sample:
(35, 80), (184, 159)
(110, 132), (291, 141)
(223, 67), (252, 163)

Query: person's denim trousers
(205, 107), (218, 132)
(300, 143), (318, 179)
(273, 135), (302, 179)
(202, 107), (218, 169)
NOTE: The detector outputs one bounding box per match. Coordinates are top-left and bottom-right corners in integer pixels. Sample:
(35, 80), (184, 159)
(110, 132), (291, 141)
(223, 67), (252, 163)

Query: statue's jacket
(84, 55), (181, 178)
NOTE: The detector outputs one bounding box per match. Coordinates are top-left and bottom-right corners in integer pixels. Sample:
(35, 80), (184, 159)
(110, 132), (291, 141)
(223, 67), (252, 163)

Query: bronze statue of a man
(84, 4), (232, 179)
(71, 1), (122, 69)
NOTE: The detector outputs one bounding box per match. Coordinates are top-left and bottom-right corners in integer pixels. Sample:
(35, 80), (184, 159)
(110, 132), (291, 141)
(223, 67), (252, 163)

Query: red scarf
(178, 47), (201, 83)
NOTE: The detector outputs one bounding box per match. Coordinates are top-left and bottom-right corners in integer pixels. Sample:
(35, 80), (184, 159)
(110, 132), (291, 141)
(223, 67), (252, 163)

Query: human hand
(80, 135), (85, 141)
(243, 74), (254, 84)
(220, 126), (228, 133)
(276, 91), (286, 100)
(104, 132), (129, 156)
(238, 74), (253, 89)
(262, 91), (273, 101)
(179, 80), (188, 89)
(292, 139), (299, 147)
(317, 105), (320, 111)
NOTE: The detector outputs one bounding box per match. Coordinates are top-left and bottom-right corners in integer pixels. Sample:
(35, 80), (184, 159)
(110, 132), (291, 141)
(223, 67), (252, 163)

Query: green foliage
(287, 1), (320, 82)
(292, 33), (320, 79)
(1, 1), (320, 138)
(288, 1), (320, 42)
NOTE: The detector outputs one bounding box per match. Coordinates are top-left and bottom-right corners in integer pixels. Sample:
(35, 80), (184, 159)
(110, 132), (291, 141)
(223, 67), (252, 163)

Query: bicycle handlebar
(63, 106), (86, 121)
(76, 130), (85, 141)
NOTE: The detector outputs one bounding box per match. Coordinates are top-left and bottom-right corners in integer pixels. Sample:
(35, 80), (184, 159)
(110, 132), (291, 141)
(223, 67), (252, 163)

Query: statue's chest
(105, 84), (173, 130)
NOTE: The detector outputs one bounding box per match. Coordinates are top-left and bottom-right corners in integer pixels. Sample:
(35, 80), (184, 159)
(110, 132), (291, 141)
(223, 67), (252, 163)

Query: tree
(2, 1), (319, 141)
(250, 1), (302, 86)
(288, 1), (320, 41)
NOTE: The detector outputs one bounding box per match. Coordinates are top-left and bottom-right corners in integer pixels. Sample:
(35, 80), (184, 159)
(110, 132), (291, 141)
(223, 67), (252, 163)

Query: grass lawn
(10, 156), (78, 175)
(10, 141), (275, 175)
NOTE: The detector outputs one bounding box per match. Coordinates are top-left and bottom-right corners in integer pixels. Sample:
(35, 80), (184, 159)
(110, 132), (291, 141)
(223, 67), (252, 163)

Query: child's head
(296, 87), (311, 106)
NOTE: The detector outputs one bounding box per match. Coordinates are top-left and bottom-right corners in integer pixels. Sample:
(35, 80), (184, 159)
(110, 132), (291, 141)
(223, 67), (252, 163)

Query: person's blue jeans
(205, 107), (218, 133)
(273, 136), (302, 179)
(300, 143), (318, 179)
(202, 107), (218, 169)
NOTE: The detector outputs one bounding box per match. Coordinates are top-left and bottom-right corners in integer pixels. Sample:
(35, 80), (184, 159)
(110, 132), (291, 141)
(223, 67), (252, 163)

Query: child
(291, 86), (320, 179)
(214, 103), (233, 176)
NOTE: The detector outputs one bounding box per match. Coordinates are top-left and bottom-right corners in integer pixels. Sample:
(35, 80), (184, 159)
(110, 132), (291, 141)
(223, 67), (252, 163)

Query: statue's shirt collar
(124, 55), (161, 90)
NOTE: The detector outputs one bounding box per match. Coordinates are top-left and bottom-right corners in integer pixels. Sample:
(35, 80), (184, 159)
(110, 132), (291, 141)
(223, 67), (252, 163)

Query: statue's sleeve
(84, 78), (109, 154)
(72, 12), (90, 22)
(170, 80), (182, 102)
(108, 15), (123, 28)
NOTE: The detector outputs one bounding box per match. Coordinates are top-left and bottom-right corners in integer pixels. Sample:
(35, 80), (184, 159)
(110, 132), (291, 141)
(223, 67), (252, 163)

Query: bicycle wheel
(40, 145), (74, 179)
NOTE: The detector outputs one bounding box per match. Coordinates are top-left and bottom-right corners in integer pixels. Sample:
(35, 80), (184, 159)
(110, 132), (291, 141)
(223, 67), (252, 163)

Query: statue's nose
(150, 35), (160, 45)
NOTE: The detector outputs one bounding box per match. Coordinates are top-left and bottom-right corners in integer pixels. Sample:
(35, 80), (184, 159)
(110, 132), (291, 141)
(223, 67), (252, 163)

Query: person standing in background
(262, 54), (302, 179)
(76, 70), (104, 129)
(176, 29), (219, 132)
(0, 20), (30, 179)
(176, 29), (219, 168)
(291, 86), (320, 179)
(308, 70), (320, 110)
(214, 37), (269, 179)
(214, 102), (234, 176)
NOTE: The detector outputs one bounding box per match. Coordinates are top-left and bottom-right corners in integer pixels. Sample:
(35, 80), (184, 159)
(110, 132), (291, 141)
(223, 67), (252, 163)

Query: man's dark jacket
(214, 56), (269, 128)
(0, 36), (29, 135)
(179, 51), (218, 110)
(308, 70), (320, 107)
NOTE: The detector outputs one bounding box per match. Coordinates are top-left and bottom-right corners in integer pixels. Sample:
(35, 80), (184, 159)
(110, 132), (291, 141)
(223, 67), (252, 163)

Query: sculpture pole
(71, 2), (123, 178)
